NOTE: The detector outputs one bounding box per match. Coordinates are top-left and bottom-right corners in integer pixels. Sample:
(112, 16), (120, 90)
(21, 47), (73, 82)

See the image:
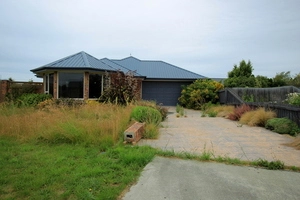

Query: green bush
(16, 93), (52, 107)
(131, 106), (162, 125)
(178, 79), (224, 110)
(265, 118), (300, 136)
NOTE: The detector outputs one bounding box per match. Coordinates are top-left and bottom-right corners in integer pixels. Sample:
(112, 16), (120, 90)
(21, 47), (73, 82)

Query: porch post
(84, 72), (89, 100)
(53, 71), (58, 99)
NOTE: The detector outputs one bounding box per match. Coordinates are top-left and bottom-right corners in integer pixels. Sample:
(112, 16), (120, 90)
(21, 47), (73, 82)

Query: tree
(224, 60), (256, 87)
(255, 75), (272, 88)
(290, 73), (300, 87)
(271, 71), (292, 87)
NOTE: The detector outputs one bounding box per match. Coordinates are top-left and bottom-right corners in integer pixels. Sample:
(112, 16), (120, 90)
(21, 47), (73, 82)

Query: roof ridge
(81, 51), (91, 67)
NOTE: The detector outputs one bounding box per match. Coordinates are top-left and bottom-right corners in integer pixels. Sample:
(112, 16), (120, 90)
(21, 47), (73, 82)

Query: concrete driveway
(139, 107), (300, 167)
(120, 107), (300, 200)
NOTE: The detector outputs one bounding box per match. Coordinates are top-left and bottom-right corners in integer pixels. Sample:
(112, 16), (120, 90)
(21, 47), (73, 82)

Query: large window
(45, 73), (54, 96)
(89, 74), (102, 98)
(59, 73), (83, 98)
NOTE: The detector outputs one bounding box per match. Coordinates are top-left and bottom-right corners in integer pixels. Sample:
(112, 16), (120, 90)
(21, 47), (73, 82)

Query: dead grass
(239, 108), (276, 127)
(284, 138), (300, 150)
(208, 105), (235, 118)
(0, 103), (133, 145)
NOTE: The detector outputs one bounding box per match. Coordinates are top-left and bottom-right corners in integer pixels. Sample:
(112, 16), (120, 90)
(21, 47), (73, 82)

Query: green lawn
(0, 138), (156, 200)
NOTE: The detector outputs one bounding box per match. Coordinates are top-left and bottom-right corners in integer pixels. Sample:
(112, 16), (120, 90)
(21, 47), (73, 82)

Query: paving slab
(122, 156), (300, 200)
(139, 107), (300, 167)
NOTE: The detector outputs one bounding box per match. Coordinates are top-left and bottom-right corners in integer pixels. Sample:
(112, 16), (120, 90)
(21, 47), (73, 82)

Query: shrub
(135, 101), (168, 121)
(178, 79), (224, 110)
(285, 92), (300, 106)
(239, 108), (276, 127)
(99, 71), (141, 105)
(176, 104), (184, 117)
(265, 118), (300, 136)
(131, 106), (162, 125)
(16, 93), (52, 107)
(227, 104), (252, 121)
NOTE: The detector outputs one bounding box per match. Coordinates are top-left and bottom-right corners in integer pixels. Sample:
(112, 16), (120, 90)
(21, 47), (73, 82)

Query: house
(31, 51), (205, 105)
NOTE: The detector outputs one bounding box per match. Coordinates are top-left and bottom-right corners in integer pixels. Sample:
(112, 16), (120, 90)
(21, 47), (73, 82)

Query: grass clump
(255, 159), (285, 170)
(131, 106), (162, 125)
(143, 123), (160, 139)
(265, 118), (300, 136)
(239, 107), (276, 127)
(176, 104), (185, 117)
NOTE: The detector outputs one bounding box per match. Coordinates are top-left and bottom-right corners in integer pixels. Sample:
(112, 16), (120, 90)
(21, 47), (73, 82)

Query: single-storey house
(31, 51), (205, 105)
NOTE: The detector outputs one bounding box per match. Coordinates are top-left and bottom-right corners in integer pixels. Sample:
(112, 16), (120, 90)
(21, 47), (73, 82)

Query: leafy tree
(271, 71), (292, 87)
(255, 75), (272, 88)
(290, 73), (300, 87)
(99, 71), (141, 105)
(224, 60), (256, 87)
(178, 79), (224, 110)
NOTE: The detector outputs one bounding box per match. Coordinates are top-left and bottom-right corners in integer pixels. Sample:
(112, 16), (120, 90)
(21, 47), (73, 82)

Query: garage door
(142, 81), (192, 106)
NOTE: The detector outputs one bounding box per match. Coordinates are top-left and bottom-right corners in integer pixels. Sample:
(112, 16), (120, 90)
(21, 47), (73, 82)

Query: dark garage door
(142, 81), (192, 106)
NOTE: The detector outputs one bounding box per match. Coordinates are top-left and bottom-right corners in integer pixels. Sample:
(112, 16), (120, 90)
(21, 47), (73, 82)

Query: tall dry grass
(208, 105), (235, 118)
(0, 103), (133, 146)
(239, 108), (276, 127)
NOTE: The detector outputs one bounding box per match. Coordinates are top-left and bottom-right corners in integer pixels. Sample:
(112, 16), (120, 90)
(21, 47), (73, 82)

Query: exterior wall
(0, 80), (9, 102)
(0, 80), (43, 102)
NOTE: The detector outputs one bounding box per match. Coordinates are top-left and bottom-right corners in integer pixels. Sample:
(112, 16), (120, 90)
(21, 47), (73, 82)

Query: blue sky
(0, 0), (299, 81)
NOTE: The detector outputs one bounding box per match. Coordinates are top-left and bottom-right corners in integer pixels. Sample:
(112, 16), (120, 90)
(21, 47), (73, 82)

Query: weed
(207, 111), (218, 117)
(176, 104), (185, 117)
(143, 124), (160, 139)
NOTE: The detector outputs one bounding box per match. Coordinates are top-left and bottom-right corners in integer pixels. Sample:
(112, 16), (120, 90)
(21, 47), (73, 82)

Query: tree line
(224, 60), (300, 88)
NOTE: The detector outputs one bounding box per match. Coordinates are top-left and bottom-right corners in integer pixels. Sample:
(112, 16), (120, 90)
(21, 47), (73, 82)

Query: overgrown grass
(0, 103), (132, 149)
(239, 108), (276, 127)
(0, 138), (156, 200)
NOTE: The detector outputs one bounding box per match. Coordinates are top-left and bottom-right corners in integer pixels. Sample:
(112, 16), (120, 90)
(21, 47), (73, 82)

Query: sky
(0, 0), (300, 82)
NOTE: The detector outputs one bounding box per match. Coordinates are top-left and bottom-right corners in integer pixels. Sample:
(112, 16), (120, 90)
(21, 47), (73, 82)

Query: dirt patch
(283, 137), (300, 150)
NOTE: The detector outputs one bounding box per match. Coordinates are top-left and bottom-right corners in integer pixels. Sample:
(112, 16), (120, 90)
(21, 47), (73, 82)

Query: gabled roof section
(111, 56), (205, 80)
(31, 51), (115, 72)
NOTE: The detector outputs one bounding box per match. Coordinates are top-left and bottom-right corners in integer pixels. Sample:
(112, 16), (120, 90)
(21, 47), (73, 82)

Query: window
(89, 74), (102, 98)
(45, 73), (54, 96)
(59, 73), (83, 98)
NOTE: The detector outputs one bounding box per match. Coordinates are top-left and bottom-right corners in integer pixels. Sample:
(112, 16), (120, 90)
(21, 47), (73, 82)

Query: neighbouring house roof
(31, 51), (206, 80)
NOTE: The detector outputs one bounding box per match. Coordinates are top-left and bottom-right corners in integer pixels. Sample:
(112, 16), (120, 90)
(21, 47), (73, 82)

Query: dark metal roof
(31, 51), (115, 72)
(31, 51), (206, 80)
(111, 56), (206, 79)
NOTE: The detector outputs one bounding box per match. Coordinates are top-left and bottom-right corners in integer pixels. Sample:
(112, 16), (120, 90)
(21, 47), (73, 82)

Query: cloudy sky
(0, 0), (299, 81)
